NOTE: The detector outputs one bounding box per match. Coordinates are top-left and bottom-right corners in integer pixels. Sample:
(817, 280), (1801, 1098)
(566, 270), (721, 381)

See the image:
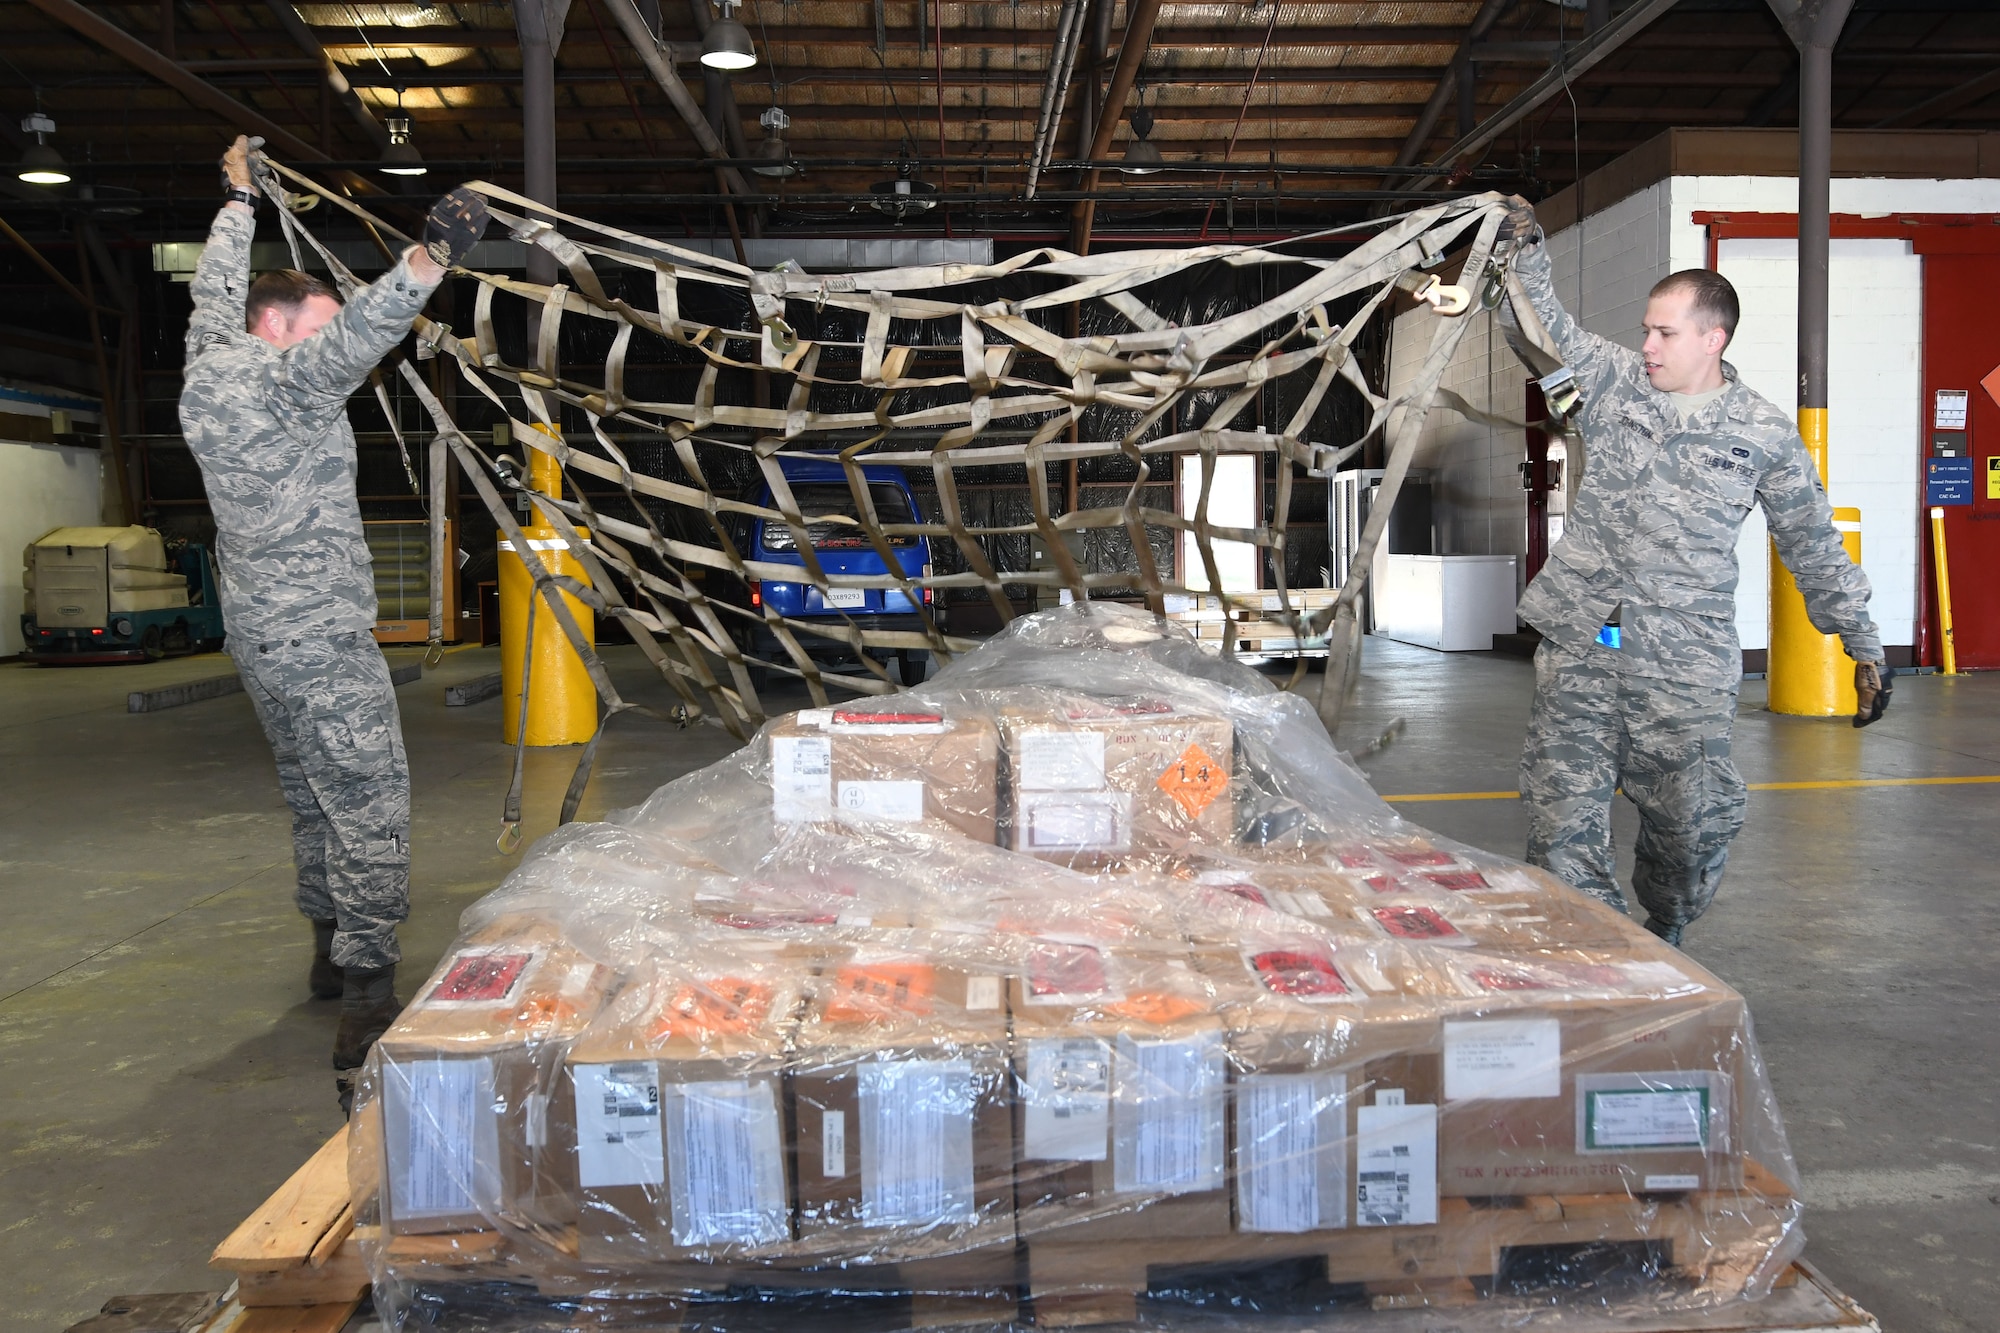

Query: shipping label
(1023, 1037), (1112, 1162)
(1237, 1072), (1348, 1233)
(664, 1080), (788, 1247)
(385, 1055), (499, 1221)
(1112, 1033), (1225, 1196)
(1576, 1073), (1719, 1152)
(1444, 1019), (1563, 1101)
(771, 734), (833, 821)
(1354, 1093), (1439, 1227)
(573, 1061), (666, 1189)
(1019, 790), (1130, 852)
(858, 1060), (978, 1227)
(1018, 729), (1108, 790)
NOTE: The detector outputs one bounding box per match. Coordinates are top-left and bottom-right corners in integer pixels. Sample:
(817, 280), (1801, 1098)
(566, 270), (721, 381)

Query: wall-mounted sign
(1927, 457), (1973, 506)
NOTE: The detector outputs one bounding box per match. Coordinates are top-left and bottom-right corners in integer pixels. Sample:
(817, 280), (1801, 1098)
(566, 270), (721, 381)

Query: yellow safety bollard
(499, 427), (598, 746)
(1768, 409), (1859, 717)
(1930, 506), (1958, 676)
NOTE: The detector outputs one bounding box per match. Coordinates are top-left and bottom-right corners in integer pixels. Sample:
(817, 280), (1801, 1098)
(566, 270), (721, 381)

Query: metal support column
(1767, 0), (1858, 716)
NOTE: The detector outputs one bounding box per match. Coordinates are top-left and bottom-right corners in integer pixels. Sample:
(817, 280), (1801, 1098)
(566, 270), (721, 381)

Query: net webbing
(249, 159), (1542, 834)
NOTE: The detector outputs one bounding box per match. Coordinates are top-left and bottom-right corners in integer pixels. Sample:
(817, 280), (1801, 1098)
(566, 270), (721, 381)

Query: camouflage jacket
(178, 204), (439, 646)
(1500, 233), (1881, 688)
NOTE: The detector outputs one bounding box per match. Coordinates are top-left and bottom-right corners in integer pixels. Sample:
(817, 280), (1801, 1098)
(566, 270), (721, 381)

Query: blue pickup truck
(739, 456), (935, 684)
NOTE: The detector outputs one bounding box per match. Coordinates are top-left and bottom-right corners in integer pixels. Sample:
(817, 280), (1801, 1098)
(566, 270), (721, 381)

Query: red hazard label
(435, 952), (533, 1002)
(1424, 871), (1491, 891)
(1371, 904), (1461, 941)
(1249, 949), (1349, 1000)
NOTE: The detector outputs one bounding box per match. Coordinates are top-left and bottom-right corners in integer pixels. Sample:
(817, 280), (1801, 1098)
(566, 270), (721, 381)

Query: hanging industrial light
(869, 157), (937, 220)
(380, 115), (427, 176)
(700, 0), (757, 71)
(17, 111), (70, 186)
(752, 105), (796, 178)
(1121, 107), (1164, 175)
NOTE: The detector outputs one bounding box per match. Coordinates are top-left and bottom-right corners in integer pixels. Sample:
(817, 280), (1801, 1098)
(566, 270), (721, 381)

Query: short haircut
(245, 269), (341, 331)
(1650, 268), (1740, 346)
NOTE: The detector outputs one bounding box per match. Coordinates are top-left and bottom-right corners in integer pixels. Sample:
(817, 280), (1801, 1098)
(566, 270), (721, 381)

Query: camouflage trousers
(232, 631), (410, 970)
(1521, 641), (1748, 927)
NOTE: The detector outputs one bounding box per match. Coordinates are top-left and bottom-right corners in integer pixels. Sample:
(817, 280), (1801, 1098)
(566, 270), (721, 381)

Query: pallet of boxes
(341, 604), (1806, 1329)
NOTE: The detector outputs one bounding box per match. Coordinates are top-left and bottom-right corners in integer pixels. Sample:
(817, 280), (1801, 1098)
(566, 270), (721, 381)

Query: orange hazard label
(1157, 742), (1228, 818)
(651, 977), (775, 1041)
(826, 960), (936, 1022)
(1105, 991), (1206, 1025)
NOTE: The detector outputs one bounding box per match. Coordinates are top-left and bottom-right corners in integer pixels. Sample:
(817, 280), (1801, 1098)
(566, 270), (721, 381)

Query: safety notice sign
(1927, 457), (1973, 506)
(1989, 456), (2000, 500)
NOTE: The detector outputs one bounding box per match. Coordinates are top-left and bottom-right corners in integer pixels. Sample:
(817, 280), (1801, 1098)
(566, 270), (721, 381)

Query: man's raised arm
(184, 136), (261, 363)
(273, 187), (490, 413)
(1494, 196), (1637, 408)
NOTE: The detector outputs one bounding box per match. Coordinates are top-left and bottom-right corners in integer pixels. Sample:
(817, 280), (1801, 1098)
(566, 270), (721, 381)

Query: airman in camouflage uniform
(1498, 201), (1888, 944)
(178, 137), (485, 1107)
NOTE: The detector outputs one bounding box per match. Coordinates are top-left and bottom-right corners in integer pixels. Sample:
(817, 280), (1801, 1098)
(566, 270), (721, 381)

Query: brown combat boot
(309, 920), (343, 1000)
(333, 965), (401, 1116)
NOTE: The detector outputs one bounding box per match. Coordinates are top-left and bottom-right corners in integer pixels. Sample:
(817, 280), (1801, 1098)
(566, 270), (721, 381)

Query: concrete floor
(2, 638), (1994, 1332)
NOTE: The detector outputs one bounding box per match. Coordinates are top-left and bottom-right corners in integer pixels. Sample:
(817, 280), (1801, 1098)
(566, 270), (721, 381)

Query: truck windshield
(762, 482), (920, 550)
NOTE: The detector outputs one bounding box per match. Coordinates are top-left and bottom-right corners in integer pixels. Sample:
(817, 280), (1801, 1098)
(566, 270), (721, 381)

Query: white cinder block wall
(1385, 183), (1673, 583)
(1385, 174), (1982, 658)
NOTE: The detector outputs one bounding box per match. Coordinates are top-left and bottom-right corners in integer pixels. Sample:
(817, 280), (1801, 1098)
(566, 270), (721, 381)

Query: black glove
(1496, 193), (1538, 244)
(422, 187), (490, 270)
(1854, 660), (1893, 727)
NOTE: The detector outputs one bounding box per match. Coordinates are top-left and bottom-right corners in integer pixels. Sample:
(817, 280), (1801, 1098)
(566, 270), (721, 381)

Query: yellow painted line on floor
(1384, 775), (2000, 802)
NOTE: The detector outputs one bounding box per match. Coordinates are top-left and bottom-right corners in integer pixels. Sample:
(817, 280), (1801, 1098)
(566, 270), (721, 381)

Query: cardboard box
(790, 949), (1015, 1259)
(566, 952), (805, 1264)
(1000, 699), (1234, 864)
(376, 916), (617, 1236)
(1010, 944), (1233, 1243)
(1205, 939), (1448, 1233)
(769, 707), (998, 844)
(1431, 949), (1748, 1198)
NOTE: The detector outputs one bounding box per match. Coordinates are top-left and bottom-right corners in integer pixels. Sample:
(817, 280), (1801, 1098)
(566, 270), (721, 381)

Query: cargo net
(256, 161), (1544, 759)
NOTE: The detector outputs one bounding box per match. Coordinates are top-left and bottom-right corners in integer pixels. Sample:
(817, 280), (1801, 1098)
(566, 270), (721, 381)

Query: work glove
(220, 134), (264, 196)
(1853, 660), (1893, 727)
(422, 186), (490, 270)
(1496, 193), (1538, 244)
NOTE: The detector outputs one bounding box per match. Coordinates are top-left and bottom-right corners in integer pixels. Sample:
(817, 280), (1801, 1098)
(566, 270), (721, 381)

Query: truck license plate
(823, 588), (867, 609)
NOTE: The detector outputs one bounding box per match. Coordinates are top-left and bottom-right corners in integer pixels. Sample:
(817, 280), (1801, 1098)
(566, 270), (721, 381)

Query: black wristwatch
(225, 187), (259, 208)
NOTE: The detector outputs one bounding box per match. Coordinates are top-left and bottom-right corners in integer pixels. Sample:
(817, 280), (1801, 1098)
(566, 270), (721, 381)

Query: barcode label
(1354, 1098), (1438, 1227)
(821, 1109), (847, 1178)
(1113, 1033), (1224, 1195)
(1237, 1073), (1347, 1233)
(665, 1080), (788, 1247)
(859, 1060), (977, 1227)
(573, 1062), (665, 1189)
(1023, 1038), (1111, 1162)
(771, 734), (833, 821)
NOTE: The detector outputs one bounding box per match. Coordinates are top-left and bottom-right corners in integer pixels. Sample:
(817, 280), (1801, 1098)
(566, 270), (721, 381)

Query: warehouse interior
(5, 2), (2000, 1332)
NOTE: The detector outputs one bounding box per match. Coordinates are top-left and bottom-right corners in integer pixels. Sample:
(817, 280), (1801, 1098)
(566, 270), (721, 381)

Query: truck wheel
(141, 625), (165, 661)
(898, 649), (928, 685)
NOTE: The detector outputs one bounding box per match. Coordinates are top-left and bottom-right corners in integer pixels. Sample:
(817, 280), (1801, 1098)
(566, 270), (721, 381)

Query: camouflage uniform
(178, 203), (441, 970)
(1500, 233), (1880, 925)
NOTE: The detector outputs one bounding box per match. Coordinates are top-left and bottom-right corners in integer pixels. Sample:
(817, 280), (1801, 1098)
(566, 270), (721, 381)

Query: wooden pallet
(1025, 1165), (1798, 1325)
(189, 1129), (1875, 1333)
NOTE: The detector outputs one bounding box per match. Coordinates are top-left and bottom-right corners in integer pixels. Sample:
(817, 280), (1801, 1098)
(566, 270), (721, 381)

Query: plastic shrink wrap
(351, 604), (1804, 1328)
